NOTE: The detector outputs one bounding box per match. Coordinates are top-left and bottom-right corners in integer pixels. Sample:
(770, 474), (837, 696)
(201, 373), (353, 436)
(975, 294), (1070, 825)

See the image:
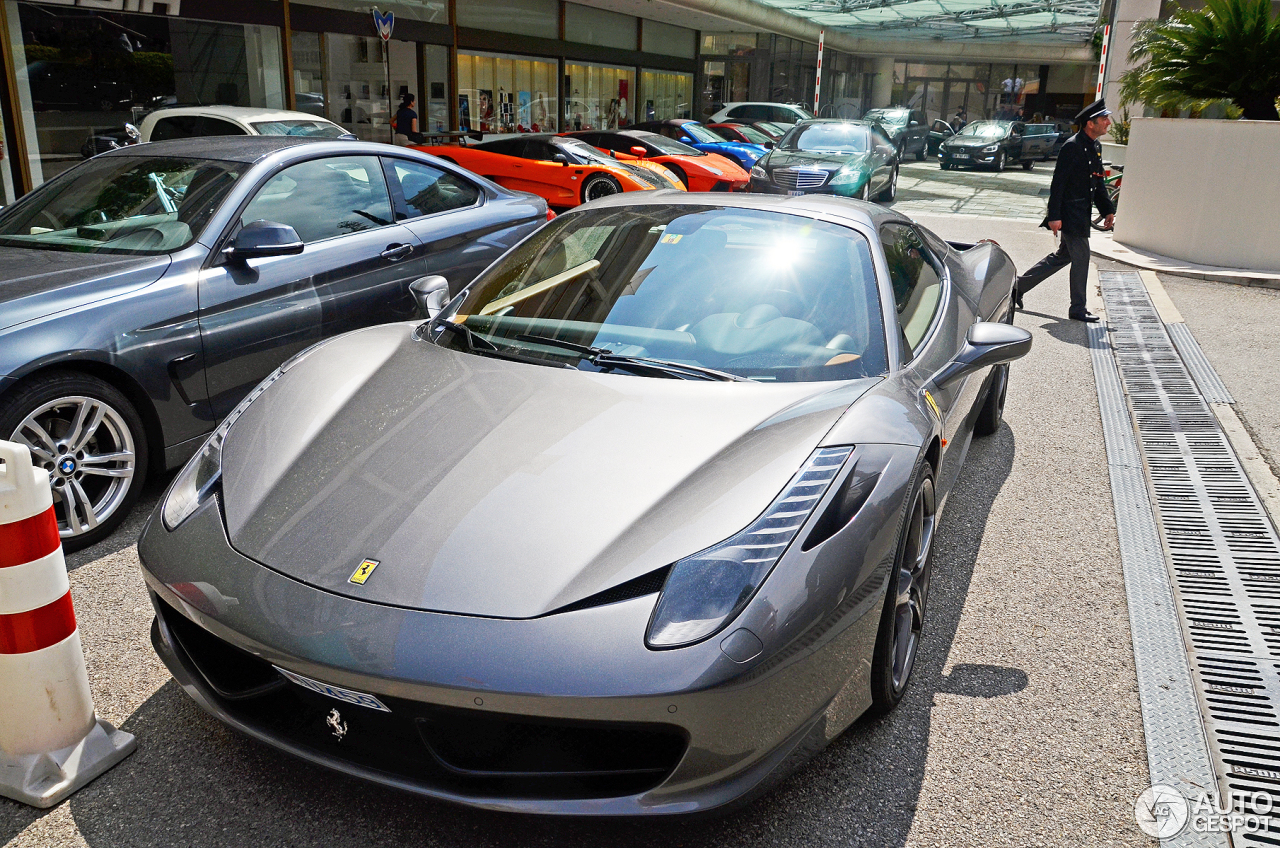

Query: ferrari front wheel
(869, 464), (936, 716)
(664, 163), (688, 189)
(581, 173), (622, 203)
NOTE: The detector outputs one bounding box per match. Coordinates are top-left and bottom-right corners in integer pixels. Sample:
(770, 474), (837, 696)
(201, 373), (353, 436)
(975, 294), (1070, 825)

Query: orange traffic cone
(0, 440), (135, 807)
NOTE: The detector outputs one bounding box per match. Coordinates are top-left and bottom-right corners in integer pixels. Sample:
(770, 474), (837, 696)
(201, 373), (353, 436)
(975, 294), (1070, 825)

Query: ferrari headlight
(646, 446), (853, 649)
(161, 343), (319, 530)
(750, 165), (767, 180)
(706, 166), (723, 176)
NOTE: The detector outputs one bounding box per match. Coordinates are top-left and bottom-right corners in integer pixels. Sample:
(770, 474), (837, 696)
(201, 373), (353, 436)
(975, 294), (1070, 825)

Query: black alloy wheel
(0, 371), (149, 552)
(974, 365), (1010, 437)
(877, 165), (898, 202)
(869, 464), (936, 715)
(915, 143), (925, 162)
(581, 173), (622, 203)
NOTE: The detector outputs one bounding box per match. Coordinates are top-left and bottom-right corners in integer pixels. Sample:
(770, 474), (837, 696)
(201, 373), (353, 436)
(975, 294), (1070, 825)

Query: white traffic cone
(0, 439), (136, 808)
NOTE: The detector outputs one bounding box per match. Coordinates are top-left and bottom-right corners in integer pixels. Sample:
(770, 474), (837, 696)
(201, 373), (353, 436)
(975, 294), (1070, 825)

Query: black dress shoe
(1069, 310), (1100, 323)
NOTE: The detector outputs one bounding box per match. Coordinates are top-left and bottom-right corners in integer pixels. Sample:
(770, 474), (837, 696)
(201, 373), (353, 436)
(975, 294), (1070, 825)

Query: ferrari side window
(880, 223), (943, 356)
(390, 159), (480, 218)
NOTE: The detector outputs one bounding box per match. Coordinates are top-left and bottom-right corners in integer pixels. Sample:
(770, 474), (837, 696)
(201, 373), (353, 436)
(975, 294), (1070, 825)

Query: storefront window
(422, 44), (449, 133)
(301, 0), (445, 25)
(564, 62), (633, 130)
(13, 1), (283, 185)
(639, 69), (691, 121)
(457, 51), (558, 133)
(323, 34), (416, 143)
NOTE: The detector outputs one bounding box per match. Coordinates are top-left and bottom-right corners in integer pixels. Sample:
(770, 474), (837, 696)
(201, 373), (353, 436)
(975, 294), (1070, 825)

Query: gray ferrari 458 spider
(138, 192), (1031, 815)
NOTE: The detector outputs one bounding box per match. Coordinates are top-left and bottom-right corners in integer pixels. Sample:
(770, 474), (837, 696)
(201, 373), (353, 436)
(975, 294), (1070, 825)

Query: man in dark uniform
(1014, 99), (1116, 322)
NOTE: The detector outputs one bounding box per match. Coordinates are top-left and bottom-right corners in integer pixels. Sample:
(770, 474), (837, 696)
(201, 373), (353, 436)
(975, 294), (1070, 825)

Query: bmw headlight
(983, 144), (999, 153)
(646, 446), (853, 649)
(829, 169), (864, 187)
(161, 344), (319, 530)
(750, 165), (767, 180)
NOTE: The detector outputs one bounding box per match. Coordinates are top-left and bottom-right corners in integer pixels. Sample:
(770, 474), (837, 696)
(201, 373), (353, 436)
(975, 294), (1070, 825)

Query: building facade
(0, 0), (1100, 200)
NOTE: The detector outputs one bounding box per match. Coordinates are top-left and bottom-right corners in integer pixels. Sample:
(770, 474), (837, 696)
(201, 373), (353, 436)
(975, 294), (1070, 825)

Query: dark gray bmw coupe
(0, 136), (546, 549)
(138, 193), (1029, 814)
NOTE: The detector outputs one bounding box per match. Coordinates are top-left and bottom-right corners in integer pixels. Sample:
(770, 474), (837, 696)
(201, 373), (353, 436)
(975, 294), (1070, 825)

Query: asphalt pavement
(1, 167), (1181, 847)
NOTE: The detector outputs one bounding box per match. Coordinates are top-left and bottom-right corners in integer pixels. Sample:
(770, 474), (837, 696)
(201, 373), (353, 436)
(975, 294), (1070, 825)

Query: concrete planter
(1112, 117), (1280, 273)
(1100, 141), (1126, 166)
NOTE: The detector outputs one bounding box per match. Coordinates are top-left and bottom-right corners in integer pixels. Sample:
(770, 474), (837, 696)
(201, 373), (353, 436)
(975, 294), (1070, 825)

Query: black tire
(0, 371), (149, 552)
(664, 163), (689, 189)
(974, 364), (1009, 437)
(858, 180), (871, 201)
(915, 145), (925, 162)
(877, 165), (898, 202)
(581, 173), (623, 203)
(940, 161), (949, 171)
(993, 150), (1006, 172)
(1021, 158), (1033, 171)
(868, 463), (936, 716)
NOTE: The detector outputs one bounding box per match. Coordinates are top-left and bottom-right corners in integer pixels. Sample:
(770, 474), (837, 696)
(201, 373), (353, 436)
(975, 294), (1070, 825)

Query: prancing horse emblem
(326, 708), (348, 740)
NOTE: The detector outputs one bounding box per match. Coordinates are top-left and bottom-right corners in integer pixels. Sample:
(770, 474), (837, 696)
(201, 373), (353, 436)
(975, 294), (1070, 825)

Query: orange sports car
(413, 133), (682, 209)
(562, 130), (749, 192)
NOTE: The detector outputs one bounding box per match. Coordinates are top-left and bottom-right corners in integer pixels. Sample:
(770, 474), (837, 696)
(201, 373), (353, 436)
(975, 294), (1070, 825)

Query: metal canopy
(759, 0), (1098, 42)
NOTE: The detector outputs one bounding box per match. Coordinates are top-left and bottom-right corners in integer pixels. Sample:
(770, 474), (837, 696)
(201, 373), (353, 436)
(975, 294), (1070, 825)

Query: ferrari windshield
(782, 123), (870, 154)
(956, 122), (1008, 139)
(433, 204), (888, 383)
(728, 125), (774, 145)
(679, 123), (723, 144)
(0, 156), (241, 254)
(558, 138), (617, 166)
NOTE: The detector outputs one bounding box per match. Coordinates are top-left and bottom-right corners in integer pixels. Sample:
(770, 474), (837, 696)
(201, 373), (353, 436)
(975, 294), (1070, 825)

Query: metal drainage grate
(1101, 270), (1280, 844)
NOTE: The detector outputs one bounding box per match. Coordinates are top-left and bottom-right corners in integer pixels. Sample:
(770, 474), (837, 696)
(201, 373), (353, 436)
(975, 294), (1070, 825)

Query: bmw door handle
(381, 243), (413, 262)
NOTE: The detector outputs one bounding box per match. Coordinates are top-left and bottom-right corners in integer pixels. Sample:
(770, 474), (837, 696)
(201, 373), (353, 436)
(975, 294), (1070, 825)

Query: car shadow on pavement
(48, 428), (1016, 848)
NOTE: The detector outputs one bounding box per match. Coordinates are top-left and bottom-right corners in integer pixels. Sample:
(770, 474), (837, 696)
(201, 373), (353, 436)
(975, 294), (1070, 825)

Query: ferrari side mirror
(552, 153), (569, 165)
(630, 146), (647, 157)
(928, 322), (1032, 389)
(410, 275), (451, 319)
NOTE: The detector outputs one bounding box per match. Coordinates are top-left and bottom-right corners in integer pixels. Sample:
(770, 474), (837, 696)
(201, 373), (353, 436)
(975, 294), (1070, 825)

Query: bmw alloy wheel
(8, 392), (140, 546)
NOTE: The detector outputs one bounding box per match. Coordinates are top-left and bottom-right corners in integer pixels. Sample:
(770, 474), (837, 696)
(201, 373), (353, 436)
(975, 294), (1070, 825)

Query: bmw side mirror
(929, 322), (1032, 389)
(410, 275), (451, 319)
(224, 220), (304, 263)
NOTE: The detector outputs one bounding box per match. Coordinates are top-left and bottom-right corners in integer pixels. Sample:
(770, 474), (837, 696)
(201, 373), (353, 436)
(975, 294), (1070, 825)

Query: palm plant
(1119, 0), (1280, 121)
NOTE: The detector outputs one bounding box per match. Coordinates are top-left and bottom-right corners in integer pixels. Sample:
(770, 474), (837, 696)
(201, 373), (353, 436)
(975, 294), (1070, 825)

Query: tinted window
(391, 159), (480, 217)
(240, 156), (393, 243)
(475, 138), (525, 156)
(880, 223), (943, 355)
(729, 105), (768, 121)
(195, 117), (247, 137)
(150, 116), (199, 141)
(438, 205), (888, 383)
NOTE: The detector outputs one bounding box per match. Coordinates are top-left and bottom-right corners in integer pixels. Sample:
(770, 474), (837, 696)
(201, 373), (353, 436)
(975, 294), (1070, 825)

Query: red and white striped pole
(1096, 23), (1111, 99)
(0, 440), (135, 808)
(814, 29), (825, 115)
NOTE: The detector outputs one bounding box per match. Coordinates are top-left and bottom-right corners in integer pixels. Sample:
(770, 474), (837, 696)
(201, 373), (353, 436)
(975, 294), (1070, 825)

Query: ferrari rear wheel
(581, 173), (622, 203)
(869, 464), (936, 715)
(974, 364), (1009, 437)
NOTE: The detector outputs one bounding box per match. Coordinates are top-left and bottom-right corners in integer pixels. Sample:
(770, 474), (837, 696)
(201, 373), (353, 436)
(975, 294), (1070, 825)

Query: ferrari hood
(220, 323), (877, 619)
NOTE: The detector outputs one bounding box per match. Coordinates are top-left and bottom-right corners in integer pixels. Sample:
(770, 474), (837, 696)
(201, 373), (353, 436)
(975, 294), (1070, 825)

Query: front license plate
(274, 666), (392, 712)
(954, 153), (969, 159)
(787, 190), (805, 196)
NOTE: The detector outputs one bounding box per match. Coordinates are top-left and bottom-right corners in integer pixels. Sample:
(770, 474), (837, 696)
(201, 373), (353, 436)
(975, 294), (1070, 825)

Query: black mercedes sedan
(0, 136), (546, 550)
(748, 120), (900, 202)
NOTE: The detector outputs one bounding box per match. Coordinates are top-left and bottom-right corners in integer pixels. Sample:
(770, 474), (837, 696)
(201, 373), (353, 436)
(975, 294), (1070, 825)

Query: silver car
(138, 193), (1029, 815)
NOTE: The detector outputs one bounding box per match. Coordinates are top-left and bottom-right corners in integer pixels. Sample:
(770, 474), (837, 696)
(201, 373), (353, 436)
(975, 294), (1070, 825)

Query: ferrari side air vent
(547, 567), (672, 616)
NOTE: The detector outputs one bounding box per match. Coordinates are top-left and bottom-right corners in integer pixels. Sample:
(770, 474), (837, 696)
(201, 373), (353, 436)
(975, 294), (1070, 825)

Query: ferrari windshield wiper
(515, 333), (748, 382)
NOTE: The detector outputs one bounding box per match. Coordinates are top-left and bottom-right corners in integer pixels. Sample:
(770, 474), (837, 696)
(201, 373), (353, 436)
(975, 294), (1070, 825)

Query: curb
(1092, 233), (1280, 290)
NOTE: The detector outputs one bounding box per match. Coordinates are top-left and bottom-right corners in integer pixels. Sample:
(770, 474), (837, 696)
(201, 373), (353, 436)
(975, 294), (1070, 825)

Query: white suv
(707, 102), (816, 125)
(139, 106), (353, 142)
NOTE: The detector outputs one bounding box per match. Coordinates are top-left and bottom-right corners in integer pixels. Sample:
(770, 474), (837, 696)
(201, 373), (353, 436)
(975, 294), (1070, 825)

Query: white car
(139, 106), (354, 143)
(707, 102), (816, 125)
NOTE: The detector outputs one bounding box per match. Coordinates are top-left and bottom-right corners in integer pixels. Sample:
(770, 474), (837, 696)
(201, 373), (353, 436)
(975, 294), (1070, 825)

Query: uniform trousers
(1015, 232), (1091, 315)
